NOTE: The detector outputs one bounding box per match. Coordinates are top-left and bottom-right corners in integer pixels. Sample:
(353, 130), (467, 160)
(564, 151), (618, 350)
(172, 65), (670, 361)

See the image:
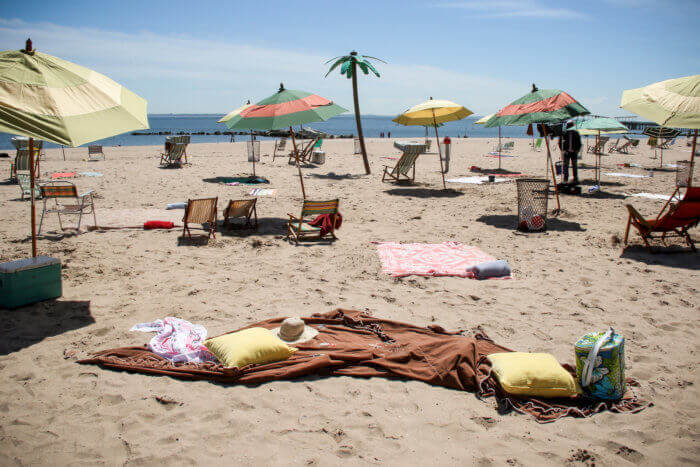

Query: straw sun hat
(271, 317), (318, 345)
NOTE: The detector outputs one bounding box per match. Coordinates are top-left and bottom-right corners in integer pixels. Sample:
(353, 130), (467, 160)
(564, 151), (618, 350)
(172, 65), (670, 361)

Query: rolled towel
(467, 260), (511, 279)
(144, 221), (175, 230)
(166, 202), (187, 210)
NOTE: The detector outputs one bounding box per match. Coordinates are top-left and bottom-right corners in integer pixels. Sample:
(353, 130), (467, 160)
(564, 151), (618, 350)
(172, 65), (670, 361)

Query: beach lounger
(38, 181), (96, 234)
(610, 139), (631, 154)
(286, 199), (339, 244)
(88, 145), (105, 161)
(272, 137), (287, 160)
(587, 136), (609, 155)
(223, 198), (258, 229)
(624, 186), (700, 252)
(382, 146), (422, 183)
(288, 137), (319, 164)
(182, 197), (218, 239)
(160, 143), (187, 167)
(16, 171), (43, 200)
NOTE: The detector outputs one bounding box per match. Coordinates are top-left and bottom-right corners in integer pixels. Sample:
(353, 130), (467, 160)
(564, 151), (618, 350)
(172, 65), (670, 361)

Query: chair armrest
(287, 213), (300, 220)
(625, 204), (650, 228)
(79, 190), (95, 199)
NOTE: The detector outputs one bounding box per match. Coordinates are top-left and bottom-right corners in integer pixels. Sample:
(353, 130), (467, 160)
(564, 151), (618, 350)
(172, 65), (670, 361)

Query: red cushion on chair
(144, 221), (175, 230)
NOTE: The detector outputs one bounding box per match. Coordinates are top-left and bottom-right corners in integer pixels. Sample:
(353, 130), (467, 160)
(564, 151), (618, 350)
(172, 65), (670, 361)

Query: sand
(0, 137), (698, 465)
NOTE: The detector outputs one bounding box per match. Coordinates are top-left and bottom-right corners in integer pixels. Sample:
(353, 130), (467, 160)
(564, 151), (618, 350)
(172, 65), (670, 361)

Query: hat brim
(269, 325), (319, 345)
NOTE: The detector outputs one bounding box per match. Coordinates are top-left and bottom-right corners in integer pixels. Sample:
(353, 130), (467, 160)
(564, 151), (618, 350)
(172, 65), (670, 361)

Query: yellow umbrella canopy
(393, 98), (472, 189)
(393, 99), (472, 126)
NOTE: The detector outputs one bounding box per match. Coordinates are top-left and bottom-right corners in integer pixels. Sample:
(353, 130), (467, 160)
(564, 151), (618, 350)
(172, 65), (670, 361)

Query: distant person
(380, 132), (384, 138)
(558, 121), (581, 184)
(387, 131), (391, 138)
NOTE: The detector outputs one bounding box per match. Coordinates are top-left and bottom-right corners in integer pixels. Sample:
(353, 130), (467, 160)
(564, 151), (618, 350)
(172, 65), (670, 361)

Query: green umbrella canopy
(573, 117), (628, 135)
(485, 85), (589, 127)
(222, 84), (347, 131)
(621, 75), (700, 129)
(0, 43), (148, 146)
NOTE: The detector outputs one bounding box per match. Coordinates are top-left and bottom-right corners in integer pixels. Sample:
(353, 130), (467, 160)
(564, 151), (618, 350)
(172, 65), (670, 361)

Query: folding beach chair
(38, 181), (96, 234)
(182, 197), (218, 239)
(223, 198), (258, 229)
(288, 137), (319, 164)
(16, 171), (43, 200)
(610, 139), (631, 154)
(88, 145), (105, 161)
(424, 139), (432, 153)
(607, 139), (619, 153)
(624, 187), (700, 252)
(382, 146), (422, 183)
(286, 199), (339, 244)
(660, 137), (676, 149)
(160, 143), (187, 167)
(503, 141), (514, 151)
(9, 149), (40, 182)
(530, 138), (543, 151)
(587, 136), (609, 155)
(272, 137), (287, 160)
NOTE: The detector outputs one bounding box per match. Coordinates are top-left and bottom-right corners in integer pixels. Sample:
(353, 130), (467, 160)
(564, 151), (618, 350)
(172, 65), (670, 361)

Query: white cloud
(435, 1), (588, 19)
(0, 18), (526, 115)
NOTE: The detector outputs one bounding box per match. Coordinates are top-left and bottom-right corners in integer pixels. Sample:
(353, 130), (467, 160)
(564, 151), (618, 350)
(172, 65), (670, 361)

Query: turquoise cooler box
(0, 256), (62, 309)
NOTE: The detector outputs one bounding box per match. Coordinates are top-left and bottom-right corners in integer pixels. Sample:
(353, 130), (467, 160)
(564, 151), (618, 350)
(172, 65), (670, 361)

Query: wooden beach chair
(624, 187), (700, 252)
(607, 139), (619, 153)
(587, 136), (609, 155)
(88, 145), (105, 161)
(272, 137), (287, 160)
(16, 171), (43, 200)
(286, 199), (339, 244)
(382, 146), (422, 183)
(182, 197), (218, 239)
(530, 138), (543, 151)
(9, 148), (40, 182)
(223, 198), (258, 229)
(288, 137), (319, 164)
(38, 181), (96, 234)
(660, 137), (676, 149)
(160, 143), (187, 167)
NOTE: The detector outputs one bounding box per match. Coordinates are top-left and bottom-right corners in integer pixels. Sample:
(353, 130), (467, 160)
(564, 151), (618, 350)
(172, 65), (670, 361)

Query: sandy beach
(0, 137), (698, 465)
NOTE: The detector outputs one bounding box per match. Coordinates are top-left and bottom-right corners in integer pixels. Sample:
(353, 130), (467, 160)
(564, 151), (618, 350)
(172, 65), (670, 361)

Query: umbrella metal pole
(688, 129), (697, 189)
(432, 111), (446, 190)
(250, 130), (255, 177)
(498, 126), (502, 170)
(659, 126), (664, 167)
(29, 137), (37, 257)
(542, 126), (561, 212)
(289, 126), (306, 199)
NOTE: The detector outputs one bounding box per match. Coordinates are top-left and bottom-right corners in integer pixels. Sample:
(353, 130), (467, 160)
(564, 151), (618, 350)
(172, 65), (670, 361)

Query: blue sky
(0, 0), (698, 116)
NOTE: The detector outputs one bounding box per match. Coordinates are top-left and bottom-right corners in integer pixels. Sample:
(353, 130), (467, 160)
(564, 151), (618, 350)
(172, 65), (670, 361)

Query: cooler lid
(0, 256), (61, 273)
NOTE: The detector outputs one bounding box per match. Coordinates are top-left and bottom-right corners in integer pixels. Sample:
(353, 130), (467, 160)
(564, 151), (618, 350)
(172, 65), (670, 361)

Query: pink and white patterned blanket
(375, 241), (499, 278)
(130, 317), (216, 363)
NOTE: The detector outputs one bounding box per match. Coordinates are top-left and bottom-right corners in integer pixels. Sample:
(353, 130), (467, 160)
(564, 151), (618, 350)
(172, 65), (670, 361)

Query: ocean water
(0, 114), (613, 150)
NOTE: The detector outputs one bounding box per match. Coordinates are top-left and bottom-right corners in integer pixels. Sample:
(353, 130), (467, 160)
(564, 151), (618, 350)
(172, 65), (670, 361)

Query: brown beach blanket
(79, 309), (649, 423)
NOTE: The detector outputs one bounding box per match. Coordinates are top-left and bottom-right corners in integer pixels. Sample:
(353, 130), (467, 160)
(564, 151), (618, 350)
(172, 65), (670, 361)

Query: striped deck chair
(286, 199), (339, 244)
(16, 171), (42, 200)
(38, 181), (96, 234)
(223, 198), (257, 229)
(272, 137), (287, 160)
(9, 149), (40, 182)
(382, 146), (422, 183)
(88, 145), (105, 161)
(182, 197), (218, 239)
(160, 143), (187, 167)
(624, 187), (700, 252)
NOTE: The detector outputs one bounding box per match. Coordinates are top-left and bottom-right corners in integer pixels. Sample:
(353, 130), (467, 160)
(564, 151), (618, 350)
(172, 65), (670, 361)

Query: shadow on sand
(385, 188), (464, 198)
(0, 300), (94, 355)
(476, 214), (586, 232)
(620, 245), (699, 268)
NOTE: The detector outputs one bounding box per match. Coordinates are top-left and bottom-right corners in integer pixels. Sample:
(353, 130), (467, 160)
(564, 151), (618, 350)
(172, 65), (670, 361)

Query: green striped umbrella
(0, 39), (149, 257)
(222, 84), (347, 198)
(486, 85), (589, 211)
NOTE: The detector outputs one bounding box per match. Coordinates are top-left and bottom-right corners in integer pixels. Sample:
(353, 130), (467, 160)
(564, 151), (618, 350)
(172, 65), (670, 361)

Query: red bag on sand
(143, 221), (175, 230)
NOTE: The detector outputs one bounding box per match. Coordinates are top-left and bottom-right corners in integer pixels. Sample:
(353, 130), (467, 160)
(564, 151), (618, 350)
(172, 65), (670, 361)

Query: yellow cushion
(204, 327), (296, 369)
(488, 352), (580, 398)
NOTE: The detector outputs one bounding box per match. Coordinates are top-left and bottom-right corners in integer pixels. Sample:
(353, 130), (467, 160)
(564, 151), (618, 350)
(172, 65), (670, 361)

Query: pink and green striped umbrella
(222, 84), (347, 131)
(484, 86), (589, 127)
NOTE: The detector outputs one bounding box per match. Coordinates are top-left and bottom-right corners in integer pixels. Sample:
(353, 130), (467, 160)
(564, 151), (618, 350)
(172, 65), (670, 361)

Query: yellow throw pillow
(488, 352), (580, 398)
(204, 327), (297, 369)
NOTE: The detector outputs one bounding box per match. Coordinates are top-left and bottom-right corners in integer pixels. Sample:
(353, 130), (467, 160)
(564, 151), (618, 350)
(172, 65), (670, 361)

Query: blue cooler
(0, 256), (62, 309)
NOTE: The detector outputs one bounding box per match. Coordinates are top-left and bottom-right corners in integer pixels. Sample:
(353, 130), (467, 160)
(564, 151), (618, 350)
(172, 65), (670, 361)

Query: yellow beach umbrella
(393, 98), (472, 188)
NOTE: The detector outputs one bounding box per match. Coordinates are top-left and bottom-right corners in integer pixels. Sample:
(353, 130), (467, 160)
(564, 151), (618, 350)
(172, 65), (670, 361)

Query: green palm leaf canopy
(485, 86), (589, 127)
(0, 42), (149, 146)
(221, 84), (347, 131)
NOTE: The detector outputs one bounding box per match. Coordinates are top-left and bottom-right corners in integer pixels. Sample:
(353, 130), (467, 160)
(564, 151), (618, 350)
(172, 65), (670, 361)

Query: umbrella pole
(250, 130), (255, 177)
(542, 126), (561, 212)
(432, 111), (446, 190)
(29, 137), (37, 257)
(289, 126), (306, 199)
(689, 129), (697, 189)
(498, 126), (502, 170)
(659, 126), (664, 167)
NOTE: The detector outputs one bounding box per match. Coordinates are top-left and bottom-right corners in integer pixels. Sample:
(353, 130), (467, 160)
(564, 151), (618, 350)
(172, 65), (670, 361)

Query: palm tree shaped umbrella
(325, 51), (385, 175)
(221, 84), (347, 198)
(0, 39), (149, 257)
(485, 85), (589, 211)
(393, 98), (472, 189)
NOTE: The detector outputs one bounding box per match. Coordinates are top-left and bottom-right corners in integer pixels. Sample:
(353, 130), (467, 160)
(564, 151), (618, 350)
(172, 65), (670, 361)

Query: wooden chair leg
(624, 214), (632, 244)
